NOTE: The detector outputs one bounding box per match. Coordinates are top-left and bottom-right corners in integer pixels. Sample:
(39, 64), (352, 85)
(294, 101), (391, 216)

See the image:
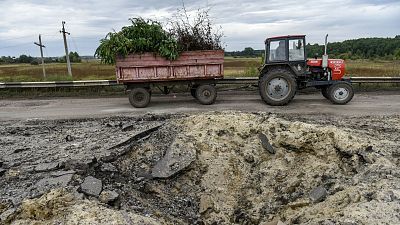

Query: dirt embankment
(1, 112), (399, 225)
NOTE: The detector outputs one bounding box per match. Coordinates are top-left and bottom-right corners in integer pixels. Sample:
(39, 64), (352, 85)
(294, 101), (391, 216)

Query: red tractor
(258, 34), (354, 105)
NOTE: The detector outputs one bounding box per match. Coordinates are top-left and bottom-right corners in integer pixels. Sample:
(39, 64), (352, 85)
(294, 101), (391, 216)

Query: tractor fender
(259, 64), (297, 79)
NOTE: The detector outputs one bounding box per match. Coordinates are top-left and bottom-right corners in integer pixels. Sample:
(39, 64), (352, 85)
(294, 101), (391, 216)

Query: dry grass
(345, 60), (400, 77)
(0, 58), (398, 82)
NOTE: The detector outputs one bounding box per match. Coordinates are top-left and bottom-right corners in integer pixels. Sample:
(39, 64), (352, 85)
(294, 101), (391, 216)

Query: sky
(0, 0), (399, 57)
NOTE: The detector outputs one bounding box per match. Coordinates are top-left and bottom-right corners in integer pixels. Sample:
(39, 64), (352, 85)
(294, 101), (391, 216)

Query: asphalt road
(0, 90), (399, 120)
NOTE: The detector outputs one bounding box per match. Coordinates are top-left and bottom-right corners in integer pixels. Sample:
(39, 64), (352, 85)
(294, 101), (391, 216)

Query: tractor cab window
(289, 39), (305, 61)
(269, 40), (286, 61)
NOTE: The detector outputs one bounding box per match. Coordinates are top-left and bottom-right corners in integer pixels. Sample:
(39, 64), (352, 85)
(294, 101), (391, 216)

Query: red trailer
(116, 50), (224, 107)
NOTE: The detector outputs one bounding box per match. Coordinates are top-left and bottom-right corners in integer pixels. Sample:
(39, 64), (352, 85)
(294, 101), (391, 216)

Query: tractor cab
(259, 34), (353, 106)
(264, 35), (307, 77)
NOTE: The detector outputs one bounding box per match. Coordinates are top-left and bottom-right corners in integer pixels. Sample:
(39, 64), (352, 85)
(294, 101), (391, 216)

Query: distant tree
(395, 48), (400, 60)
(243, 47), (255, 57)
(69, 52), (82, 63)
(18, 55), (34, 63)
(60, 52), (82, 63)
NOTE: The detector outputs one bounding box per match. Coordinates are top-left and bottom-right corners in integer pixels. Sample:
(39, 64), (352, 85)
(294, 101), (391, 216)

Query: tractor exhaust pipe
(324, 34), (328, 55)
(322, 34), (330, 80)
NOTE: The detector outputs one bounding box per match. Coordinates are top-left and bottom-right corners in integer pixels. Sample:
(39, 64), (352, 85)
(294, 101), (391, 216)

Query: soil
(1, 112), (399, 225)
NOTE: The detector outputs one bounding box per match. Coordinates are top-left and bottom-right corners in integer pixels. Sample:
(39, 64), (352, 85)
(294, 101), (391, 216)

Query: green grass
(0, 58), (399, 82)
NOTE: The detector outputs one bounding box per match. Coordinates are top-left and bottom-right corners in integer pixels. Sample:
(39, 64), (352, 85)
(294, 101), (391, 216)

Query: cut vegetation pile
(95, 8), (223, 64)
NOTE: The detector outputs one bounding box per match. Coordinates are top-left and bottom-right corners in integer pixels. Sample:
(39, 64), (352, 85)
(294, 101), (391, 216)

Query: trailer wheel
(190, 88), (197, 99)
(196, 85), (217, 105)
(128, 87), (151, 108)
(321, 86), (330, 99)
(259, 69), (297, 106)
(327, 82), (354, 105)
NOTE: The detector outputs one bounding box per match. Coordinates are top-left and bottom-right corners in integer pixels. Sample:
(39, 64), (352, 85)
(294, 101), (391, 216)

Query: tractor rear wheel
(195, 84), (217, 105)
(259, 69), (297, 106)
(321, 86), (330, 99)
(327, 82), (354, 105)
(128, 87), (151, 108)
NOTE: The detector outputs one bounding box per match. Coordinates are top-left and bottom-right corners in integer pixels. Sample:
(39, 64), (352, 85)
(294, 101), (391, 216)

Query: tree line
(225, 36), (400, 60)
(0, 52), (82, 65)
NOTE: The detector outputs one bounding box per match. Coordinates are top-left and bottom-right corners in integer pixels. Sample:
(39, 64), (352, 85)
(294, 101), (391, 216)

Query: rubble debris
(65, 135), (74, 142)
(0, 113), (399, 224)
(35, 174), (74, 192)
(309, 186), (328, 203)
(0, 208), (16, 223)
(262, 220), (286, 225)
(259, 133), (276, 154)
(13, 147), (30, 154)
(34, 162), (62, 172)
(64, 157), (96, 173)
(50, 170), (76, 177)
(199, 194), (214, 214)
(80, 176), (102, 197)
(99, 190), (119, 204)
(151, 136), (196, 178)
(101, 163), (118, 172)
(102, 124), (163, 163)
(0, 168), (5, 176)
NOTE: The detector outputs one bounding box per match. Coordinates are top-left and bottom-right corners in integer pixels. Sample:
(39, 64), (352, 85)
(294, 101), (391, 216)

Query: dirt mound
(1, 112), (399, 225)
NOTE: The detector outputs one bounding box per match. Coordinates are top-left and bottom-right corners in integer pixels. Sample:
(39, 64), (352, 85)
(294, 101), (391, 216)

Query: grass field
(0, 57), (399, 82)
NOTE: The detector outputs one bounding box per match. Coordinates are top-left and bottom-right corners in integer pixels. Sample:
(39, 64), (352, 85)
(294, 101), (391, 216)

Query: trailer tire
(190, 88), (197, 99)
(128, 87), (151, 108)
(196, 85), (217, 105)
(259, 69), (297, 106)
(328, 81), (354, 105)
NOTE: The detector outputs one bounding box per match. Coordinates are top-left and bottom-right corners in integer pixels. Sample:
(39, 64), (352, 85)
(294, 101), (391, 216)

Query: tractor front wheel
(321, 86), (330, 99)
(327, 82), (354, 105)
(259, 69), (297, 106)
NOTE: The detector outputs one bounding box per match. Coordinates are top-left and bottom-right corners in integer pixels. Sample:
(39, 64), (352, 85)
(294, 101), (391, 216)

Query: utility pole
(34, 34), (46, 79)
(60, 21), (72, 76)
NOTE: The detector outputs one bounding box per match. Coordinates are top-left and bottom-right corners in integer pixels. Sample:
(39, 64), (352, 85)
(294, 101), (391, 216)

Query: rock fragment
(309, 186), (328, 203)
(0, 168), (6, 176)
(35, 174), (74, 191)
(151, 136), (196, 178)
(50, 170), (76, 177)
(199, 195), (214, 214)
(99, 190), (119, 204)
(34, 162), (61, 172)
(64, 157), (96, 173)
(80, 176), (102, 197)
(262, 220), (286, 225)
(0, 208), (16, 223)
(259, 133), (275, 154)
(65, 135), (74, 142)
(101, 163), (118, 172)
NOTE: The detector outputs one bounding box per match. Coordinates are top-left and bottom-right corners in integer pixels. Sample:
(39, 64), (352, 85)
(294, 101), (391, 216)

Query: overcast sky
(0, 0), (399, 57)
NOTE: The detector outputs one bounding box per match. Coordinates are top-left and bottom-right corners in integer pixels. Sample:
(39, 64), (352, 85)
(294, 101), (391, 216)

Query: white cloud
(0, 0), (399, 56)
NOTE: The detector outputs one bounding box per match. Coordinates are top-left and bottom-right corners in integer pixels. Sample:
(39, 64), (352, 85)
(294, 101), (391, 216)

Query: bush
(168, 7), (223, 51)
(95, 18), (179, 64)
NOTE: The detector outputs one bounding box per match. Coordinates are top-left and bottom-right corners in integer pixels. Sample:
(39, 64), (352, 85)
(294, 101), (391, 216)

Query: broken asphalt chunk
(151, 136), (196, 178)
(259, 133), (275, 154)
(0, 168), (6, 176)
(80, 176), (102, 197)
(34, 162), (62, 172)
